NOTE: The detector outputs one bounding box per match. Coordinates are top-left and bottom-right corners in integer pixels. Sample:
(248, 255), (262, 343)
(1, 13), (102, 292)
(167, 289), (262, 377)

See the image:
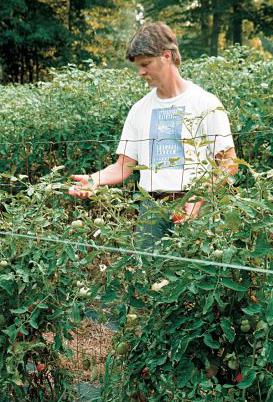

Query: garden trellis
(1, 133), (272, 401)
(0, 231), (271, 277)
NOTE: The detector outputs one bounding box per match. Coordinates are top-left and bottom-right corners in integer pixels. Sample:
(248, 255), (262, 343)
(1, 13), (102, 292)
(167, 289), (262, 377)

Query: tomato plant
(101, 168), (273, 402)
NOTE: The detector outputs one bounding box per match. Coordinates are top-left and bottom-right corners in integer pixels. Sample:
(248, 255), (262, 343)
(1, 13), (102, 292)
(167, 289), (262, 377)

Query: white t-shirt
(116, 81), (234, 192)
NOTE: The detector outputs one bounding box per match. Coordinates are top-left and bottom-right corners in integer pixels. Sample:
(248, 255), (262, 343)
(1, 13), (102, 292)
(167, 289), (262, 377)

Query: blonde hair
(126, 22), (181, 66)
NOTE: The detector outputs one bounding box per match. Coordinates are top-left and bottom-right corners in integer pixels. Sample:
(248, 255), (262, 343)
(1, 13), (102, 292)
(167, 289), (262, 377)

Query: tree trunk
(200, 0), (210, 51)
(210, 0), (220, 56)
(35, 51), (39, 81)
(66, 0), (72, 31)
(28, 57), (34, 83)
(20, 53), (24, 84)
(232, 2), (243, 45)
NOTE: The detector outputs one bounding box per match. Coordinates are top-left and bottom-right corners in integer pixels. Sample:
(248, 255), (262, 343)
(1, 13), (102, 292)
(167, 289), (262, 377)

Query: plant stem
(265, 384), (273, 402)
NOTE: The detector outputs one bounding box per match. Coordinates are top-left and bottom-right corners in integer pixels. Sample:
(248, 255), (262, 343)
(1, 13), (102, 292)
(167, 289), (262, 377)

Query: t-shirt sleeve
(116, 107), (138, 161)
(203, 97), (235, 157)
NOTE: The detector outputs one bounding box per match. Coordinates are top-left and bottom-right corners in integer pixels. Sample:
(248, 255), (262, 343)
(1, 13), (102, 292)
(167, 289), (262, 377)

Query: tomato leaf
(220, 318), (235, 342)
(222, 278), (248, 292)
(204, 333), (220, 349)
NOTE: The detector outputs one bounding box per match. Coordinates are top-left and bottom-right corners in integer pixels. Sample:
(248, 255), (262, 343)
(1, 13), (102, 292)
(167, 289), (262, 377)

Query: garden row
(1, 164), (272, 401)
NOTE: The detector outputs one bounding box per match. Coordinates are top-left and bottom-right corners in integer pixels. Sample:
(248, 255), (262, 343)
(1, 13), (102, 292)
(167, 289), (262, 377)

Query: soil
(44, 319), (114, 383)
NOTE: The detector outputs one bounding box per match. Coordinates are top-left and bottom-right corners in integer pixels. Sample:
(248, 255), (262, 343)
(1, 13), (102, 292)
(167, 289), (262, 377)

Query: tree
(79, 0), (138, 67)
(42, 0), (138, 67)
(143, 0), (273, 57)
(0, 0), (72, 83)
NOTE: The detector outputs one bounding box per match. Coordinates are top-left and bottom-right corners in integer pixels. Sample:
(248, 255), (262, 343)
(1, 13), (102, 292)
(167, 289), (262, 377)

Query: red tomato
(172, 213), (185, 224)
(235, 373), (243, 383)
(141, 367), (149, 378)
(36, 363), (46, 372)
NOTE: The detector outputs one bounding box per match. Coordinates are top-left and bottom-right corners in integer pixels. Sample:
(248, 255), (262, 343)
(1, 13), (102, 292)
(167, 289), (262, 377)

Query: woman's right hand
(68, 175), (98, 199)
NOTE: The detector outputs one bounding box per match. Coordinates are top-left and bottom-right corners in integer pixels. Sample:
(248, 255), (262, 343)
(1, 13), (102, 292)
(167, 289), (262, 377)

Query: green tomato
(127, 314), (138, 325)
(116, 342), (130, 355)
(0, 260), (8, 268)
(79, 287), (90, 298)
(213, 250), (223, 258)
(71, 220), (84, 228)
(228, 359), (239, 370)
(94, 218), (105, 226)
(240, 323), (251, 333)
(256, 320), (268, 332)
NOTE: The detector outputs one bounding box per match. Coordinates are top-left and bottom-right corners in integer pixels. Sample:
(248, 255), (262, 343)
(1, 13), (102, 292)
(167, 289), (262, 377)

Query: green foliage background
(0, 46), (272, 182)
(0, 47), (273, 400)
(1, 0), (273, 84)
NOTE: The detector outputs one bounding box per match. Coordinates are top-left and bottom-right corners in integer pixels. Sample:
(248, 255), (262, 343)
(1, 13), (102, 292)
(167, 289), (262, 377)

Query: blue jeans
(134, 199), (174, 252)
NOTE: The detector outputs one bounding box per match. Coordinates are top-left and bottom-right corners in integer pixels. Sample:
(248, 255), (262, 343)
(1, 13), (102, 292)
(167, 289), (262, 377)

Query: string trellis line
(0, 129), (272, 146)
(0, 230), (271, 276)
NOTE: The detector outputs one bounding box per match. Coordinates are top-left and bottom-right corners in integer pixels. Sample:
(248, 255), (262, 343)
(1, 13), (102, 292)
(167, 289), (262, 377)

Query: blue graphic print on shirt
(149, 107), (185, 170)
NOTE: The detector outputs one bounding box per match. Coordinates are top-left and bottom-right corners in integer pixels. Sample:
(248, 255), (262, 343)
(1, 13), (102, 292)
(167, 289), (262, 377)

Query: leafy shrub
(0, 46), (272, 181)
(0, 66), (144, 179)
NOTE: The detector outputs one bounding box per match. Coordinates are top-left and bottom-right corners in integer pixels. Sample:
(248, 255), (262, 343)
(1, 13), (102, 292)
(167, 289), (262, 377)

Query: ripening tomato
(36, 363), (46, 372)
(235, 373), (243, 383)
(71, 220), (84, 228)
(172, 213), (185, 224)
